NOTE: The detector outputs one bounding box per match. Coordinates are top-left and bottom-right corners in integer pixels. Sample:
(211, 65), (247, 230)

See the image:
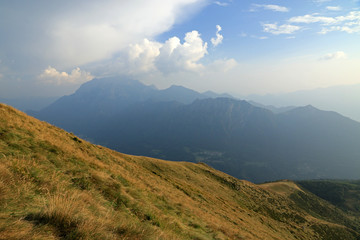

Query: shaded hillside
(1, 103), (360, 239)
(297, 180), (360, 215)
(33, 77), (360, 182)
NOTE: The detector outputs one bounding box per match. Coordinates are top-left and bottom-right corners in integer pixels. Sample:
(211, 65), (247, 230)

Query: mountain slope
(32, 77), (225, 138)
(33, 77), (360, 183)
(297, 180), (360, 215)
(1, 103), (360, 239)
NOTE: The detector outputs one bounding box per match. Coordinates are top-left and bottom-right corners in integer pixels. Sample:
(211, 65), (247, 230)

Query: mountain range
(32, 77), (360, 183)
(246, 84), (360, 122)
(1, 103), (360, 239)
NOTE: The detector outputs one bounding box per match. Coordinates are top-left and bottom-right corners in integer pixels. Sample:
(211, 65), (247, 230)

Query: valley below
(32, 77), (360, 183)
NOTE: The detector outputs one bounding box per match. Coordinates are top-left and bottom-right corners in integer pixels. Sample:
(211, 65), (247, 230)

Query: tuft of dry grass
(0, 165), (13, 203)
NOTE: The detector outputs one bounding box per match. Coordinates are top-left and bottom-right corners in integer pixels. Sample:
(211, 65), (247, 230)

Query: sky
(1, 0), (360, 98)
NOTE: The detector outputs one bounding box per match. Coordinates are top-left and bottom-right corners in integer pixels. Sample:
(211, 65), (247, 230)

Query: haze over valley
(1, 0), (360, 239)
(32, 77), (360, 183)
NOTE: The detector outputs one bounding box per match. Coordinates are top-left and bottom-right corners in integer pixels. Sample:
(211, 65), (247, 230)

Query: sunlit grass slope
(0, 103), (359, 239)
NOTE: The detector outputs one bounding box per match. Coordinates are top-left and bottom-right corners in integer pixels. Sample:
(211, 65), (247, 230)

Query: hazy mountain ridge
(1, 103), (360, 239)
(247, 84), (360, 122)
(33, 77), (360, 183)
(248, 100), (296, 114)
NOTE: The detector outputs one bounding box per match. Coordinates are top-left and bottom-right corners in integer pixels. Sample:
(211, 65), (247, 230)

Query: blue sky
(160, 0), (360, 62)
(0, 0), (359, 98)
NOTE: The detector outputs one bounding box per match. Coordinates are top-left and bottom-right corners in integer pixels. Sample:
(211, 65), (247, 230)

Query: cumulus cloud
(211, 25), (224, 47)
(262, 23), (301, 35)
(107, 28), (235, 76)
(38, 67), (94, 85)
(127, 39), (162, 73)
(320, 51), (347, 61)
(108, 30), (209, 75)
(251, 4), (289, 12)
(289, 11), (360, 34)
(155, 31), (208, 73)
(0, 0), (206, 70)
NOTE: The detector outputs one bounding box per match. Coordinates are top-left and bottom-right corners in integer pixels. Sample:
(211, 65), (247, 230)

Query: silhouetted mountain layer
(33, 77), (360, 183)
(247, 83), (360, 122)
(248, 100), (296, 114)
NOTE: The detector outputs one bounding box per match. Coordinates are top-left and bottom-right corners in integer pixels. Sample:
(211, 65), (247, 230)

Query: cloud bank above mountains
(0, 0), (207, 70)
(0, 0), (236, 94)
(0, 0), (359, 98)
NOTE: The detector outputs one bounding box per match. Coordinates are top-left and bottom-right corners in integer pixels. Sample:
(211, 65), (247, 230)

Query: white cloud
(289, 14), (337, 24)
(108, 30), (209, 75)
(289, 11), (360, 34)
(313, 0), (332, 3)
(127, 39), (162, 73)
(326, 6), (341, 11)
(38, 67), (94, 85)
(214, 1), (228, 7)
(252, 4), (289, 12)
(51, 0), (206, 67)
(249, 35), (269, 40)
(262, 23), (301, 35)
(107, 29), (236, 76)
(320, 51), (347, 60)
(211, 25), (224, 47)
(1, 0), (206, 70)
(319, 25), (360, 34)
(155, 31), (208, 73)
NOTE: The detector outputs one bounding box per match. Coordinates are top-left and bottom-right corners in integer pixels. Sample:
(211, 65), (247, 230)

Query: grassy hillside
(297, 180), (360, 215)
(0, 103), (359, 239)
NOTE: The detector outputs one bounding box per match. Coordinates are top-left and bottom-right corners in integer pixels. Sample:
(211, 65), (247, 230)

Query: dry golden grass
(260, 180), (305, 196)
(0, 103), (359, 240)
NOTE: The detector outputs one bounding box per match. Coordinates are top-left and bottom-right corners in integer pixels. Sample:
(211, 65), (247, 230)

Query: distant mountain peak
(286, 104), (320, 114)
(32, 78), (360, 183)
(303, 104), (316, 109)
(167, 85), (187, 89)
